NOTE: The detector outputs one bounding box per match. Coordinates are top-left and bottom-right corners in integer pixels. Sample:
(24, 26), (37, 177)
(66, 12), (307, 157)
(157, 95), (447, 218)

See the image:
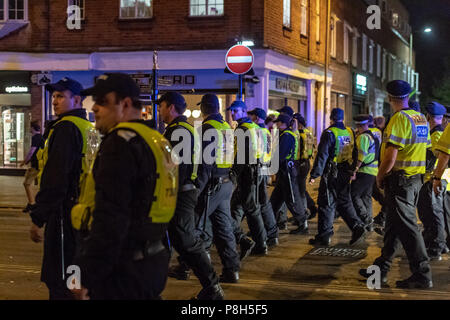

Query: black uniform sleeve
(310, 130), (335, 179)
(30, 122), (82, 228)
(75, 132), (137, 289)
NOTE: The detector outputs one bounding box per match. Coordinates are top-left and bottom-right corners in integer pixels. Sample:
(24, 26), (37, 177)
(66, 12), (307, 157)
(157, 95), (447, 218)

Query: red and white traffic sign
(225, 44), (254, 75)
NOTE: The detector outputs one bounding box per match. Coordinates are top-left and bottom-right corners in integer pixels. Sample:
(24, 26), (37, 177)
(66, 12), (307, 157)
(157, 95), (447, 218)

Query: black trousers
(196, 181), (240, 273)
(231, 169), (267, 247)
(88, 249), (170, 300)
(316, 167), (363, 240)
(168, 189), (219, 289)
(417, 180), (448, 254)
(259, 174), (278, 240)
(351, 172), (375, 224)
(374, 173), (431, 281)
(372, 181), (388, 222)
(443, 191), (450, 247)
(296, 159), (310, 213)
(41, 204), (76, 298)
(270, 167), (307, 225)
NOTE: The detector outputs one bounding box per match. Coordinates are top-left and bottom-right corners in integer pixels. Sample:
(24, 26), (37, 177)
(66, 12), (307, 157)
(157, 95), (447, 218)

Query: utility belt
(385, 170), (423, 186)
(132, 240), (167, 261)
(179, 183), (197, 193)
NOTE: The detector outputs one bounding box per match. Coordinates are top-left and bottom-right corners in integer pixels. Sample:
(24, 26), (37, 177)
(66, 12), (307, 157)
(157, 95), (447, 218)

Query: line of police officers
(28, 74), (450, 300)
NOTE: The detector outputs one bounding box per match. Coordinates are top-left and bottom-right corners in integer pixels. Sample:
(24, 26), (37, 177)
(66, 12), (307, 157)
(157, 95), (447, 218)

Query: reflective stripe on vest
(204, 119), (233, 169)
(280, 130), (298, 160)
(329, 126), (354, 164)
(71, 122), (178, 231)
(168, 121), (199, 181)
(37, 115), (95, 187)
(299, 128), (314, 160)
(261, 127), (272, 164)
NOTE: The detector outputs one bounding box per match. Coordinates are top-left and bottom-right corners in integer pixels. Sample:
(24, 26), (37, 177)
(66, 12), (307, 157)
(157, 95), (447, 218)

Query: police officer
(293, 113), (318, 220)
(159, 92), (224, 300)
(309, 108), (366, 246)
(71, 73), (176, 299)
(29, 77), (93, 300)
(351, 115), (379, 231)
(270, 114), (308, 234)
(228, 101), (268, 259)
(247, 108), (279, 247)
(360, 80), (432, 289)
(278, 106), (294, 117)
(417, 102), (449, 261)
(195, 93), (241, 283)
(432, 122), (450, 253)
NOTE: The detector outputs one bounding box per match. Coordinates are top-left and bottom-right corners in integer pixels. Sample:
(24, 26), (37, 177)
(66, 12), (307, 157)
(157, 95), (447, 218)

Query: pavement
(1, 175), (450, 300)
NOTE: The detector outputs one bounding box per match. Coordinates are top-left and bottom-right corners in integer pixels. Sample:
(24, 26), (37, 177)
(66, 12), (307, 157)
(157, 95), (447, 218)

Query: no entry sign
(225, 45), (254, 75)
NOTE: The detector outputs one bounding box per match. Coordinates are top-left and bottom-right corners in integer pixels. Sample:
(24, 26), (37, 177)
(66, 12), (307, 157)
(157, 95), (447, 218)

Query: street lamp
(424, 27), (432, 33)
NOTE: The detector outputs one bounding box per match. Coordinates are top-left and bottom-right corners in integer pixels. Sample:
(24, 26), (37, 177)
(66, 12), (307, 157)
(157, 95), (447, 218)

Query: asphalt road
(1, 175), (450, 300)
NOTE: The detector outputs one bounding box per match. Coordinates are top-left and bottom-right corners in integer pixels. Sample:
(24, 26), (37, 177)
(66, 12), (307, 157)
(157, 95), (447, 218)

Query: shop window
(68, 0), (85, 20)
(283, 0), (291, 28)
(190, 0), (224, 17)
(1, 0), (28, 21)
(120, 0), (152, 19)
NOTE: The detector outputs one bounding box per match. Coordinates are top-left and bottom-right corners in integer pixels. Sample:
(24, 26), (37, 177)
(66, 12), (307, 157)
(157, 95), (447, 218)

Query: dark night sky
(400, 0), (450, 100)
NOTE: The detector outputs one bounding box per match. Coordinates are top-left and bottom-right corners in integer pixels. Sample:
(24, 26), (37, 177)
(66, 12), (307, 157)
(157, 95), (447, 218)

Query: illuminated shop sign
(354, 74), (367, 96)
(5, 86), (29, 93)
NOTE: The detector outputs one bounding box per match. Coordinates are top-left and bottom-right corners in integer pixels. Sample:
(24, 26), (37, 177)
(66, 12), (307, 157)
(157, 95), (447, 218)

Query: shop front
(268, 72), (308, 118)
(0, 71), (31, 169)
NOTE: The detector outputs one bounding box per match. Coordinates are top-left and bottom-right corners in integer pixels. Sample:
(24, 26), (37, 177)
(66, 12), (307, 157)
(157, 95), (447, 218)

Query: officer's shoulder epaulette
(116, 129), (137, 142)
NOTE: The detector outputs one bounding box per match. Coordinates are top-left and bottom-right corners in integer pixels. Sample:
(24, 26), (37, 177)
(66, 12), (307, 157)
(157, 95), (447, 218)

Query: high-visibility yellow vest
(356, 131), (378, 176)
(436, 124), (450, 190)
(381, 109), (430, 176)
(167, 121), (199, 181)
(204, 119), (233, 169)
(36, 115), (96, 187)
(260, 127), (272, 164)
(71, 122), (178, 231)
(298, 128), (314, 160)
(329, 126), (354, 164)
(280, 130), (298, 161)
(240, 121), (262, 161)
(369, 127), (382, 147)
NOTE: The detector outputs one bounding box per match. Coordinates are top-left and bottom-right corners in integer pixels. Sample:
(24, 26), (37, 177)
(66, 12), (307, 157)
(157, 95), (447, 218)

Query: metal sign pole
(238, 74), (243, 101)
(152, 51), (159, 130)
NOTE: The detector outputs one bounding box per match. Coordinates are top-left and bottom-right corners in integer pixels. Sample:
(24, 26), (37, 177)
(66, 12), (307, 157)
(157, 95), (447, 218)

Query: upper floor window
(300, 0), (307, 36)
(315, 0), (320, 42)
(190, 0), (224, 17)
(0, 0), (28, 21)
(283, 0), (291, 28)
(392, 13), (399, 27)
(120, 0), (152, 19)
(68, 0), (85, 20)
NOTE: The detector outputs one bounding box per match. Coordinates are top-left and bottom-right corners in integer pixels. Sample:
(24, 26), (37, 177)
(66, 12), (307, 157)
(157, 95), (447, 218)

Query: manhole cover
(307, 247), (366, 259)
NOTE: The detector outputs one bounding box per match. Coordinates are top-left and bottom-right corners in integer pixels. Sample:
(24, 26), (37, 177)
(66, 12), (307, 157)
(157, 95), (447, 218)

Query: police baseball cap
(330, 108), (344, 121)
(386, 80), (411, 99)
(293, 113), (306, 127)
(81, 73), (141, 99)
(353, 114), (370, 125)
(274, 114), (292, 126)
(408, 100), (421, 112)
(426, 102), (447, 116)
(248, 108), (267, 120)
(277, 106), (294, 117)
(226, 100), (247, 111)
(45, 77), (83, 96)
(156, 92), (186, 109)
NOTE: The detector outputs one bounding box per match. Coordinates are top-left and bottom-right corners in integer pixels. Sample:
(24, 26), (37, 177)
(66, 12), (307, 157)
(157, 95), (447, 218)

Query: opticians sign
(5, 86), (28, 93)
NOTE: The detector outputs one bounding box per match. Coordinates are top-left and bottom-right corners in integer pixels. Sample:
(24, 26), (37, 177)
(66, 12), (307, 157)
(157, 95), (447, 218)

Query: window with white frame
(120, 0), (152, 19)
(0, 0), (28, 21)
(369, 39), (374, 74)
(68, 0), (85, 20)
(315, 0), (320, 42)
(301, 0), (307, 36)
(343, 22), (351, 64)
(392, 12), (398, 27)
(190, 0), (224, 16)
(362, 34), (367, 71)
(382, 50), (387, 81)
(283, 0), (291, 27)
(352, 28), (359, 68)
